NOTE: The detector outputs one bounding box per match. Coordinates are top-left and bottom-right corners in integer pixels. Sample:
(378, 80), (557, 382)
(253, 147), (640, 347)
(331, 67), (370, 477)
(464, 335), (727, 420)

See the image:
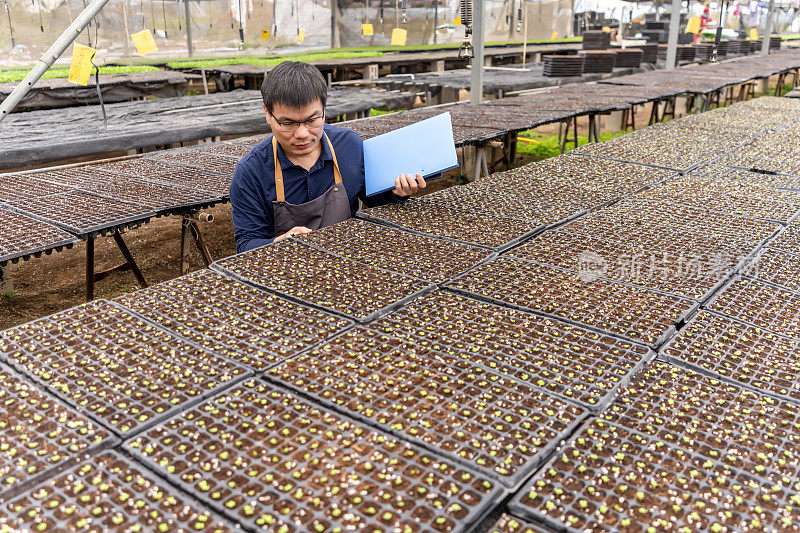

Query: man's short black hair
(261, 61), (327, 114)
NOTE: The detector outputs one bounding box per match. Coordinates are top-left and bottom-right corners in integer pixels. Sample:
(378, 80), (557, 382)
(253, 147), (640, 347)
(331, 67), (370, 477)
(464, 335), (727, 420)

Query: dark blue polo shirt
(230, 124), (396, 253)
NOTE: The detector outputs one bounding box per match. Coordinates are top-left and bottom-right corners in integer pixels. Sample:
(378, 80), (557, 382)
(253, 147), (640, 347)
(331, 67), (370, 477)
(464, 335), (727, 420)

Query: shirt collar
(274, 130), (333, 171)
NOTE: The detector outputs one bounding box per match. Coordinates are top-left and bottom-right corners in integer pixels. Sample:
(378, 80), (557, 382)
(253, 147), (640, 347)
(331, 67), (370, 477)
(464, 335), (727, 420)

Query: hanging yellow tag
(68, 43), (96, 86)
(685, 16), (701, 34)
(749, 28), (758, 40)
(361, 23), (373, 36)
(391, 27), (407, 46)
(453, 17), (461, 25)
(131, 29), (158, 56)
(261, 29), (270, 39)
(297, 29), (306, 42)
(551, 31), (558, 40)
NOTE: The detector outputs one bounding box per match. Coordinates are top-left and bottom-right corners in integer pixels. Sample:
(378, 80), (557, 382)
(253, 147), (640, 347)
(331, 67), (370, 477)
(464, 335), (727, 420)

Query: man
(230, 61), (426, 253)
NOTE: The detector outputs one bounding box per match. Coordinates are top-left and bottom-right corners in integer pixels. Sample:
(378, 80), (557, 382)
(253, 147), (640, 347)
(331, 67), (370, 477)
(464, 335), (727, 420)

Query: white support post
(761, 0), (775, 56)
(0, 0), (114, 122)
(470, 0), (485, 104)
(665, 0), (681, 70)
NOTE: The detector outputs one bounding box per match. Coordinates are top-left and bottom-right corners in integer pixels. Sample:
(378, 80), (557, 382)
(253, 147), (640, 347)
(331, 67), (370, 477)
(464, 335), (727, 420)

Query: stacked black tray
(694, 42), (714, 61)
(580, 50), (617, 73)
(543, 55), (585, 77)
(582, 30), (611, 50)
(658, 44), (696, 62)
(614, 48), (643, 68)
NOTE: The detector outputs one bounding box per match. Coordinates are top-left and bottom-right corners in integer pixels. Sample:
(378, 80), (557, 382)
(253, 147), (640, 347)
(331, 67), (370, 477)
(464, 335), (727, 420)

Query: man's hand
(274, 225), (313, 242)
(393, 173), (427, 197)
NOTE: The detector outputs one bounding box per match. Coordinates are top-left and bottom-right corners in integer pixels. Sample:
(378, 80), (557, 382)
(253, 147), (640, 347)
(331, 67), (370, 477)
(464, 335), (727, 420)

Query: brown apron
(271, 133), (352, 236)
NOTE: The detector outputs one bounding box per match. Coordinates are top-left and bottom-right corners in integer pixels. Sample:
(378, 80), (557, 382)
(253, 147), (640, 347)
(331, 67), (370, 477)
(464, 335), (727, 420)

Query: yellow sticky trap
(261, 29), (270, 40)
(68, 43), (96, 86)
(131, 29), (158, 56)
(685, 16), (701, 34)
(297, 29), (306, 42)
(361, 23), (373, 36)
(391, 27), (407, 46)
(551, 31), (558, 40)
(453, 17), (461, 25)
(749, 28), (758, 40)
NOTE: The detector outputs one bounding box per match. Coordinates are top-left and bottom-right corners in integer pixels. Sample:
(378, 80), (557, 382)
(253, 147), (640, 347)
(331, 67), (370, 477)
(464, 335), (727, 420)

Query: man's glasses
(271, 112), (325, 132)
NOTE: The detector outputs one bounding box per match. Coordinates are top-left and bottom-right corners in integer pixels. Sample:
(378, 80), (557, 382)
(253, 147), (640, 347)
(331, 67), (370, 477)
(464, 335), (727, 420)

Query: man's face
(265, 100), (325, 159)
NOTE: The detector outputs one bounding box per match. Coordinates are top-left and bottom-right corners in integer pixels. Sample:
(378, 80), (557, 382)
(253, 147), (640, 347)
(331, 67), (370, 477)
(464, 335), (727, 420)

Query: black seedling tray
(0, 450), (237, 531)
(508, 362), (800, 532)
(660, 310), (800, 406)
(150, 148), (240, 176)
(32, 166), (221, 213)
(4, 191), (154, 239)
(96, 158), (231, 198)
(0, 299), (251, 438)
(266, 320), (589, 490)
(294, 218), (493, 284)
(744, 246), (800, 294)
(769, 224), (800, 253)
(114, 269), (353, 373)
(703, 273), (800, 340)
(0, 174), (68, 203)
(0, 206), (78, 266)
(362, 290), (651, 412)
(211, 239), (435, 323)
(444, 257), (699, 350)
(357, 199), (547, 253)
(125, 379), (506, 533)
(505, 229), (738, 302)
(0, 362), (118, 500)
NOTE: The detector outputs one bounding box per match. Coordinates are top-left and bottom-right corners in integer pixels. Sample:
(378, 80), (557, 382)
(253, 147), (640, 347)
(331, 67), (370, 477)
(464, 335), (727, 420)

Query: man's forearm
(236, 237), (274, 254)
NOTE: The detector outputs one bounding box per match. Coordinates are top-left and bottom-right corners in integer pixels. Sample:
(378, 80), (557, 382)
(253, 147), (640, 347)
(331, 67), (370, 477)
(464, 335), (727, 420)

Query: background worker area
(230, 61), (426, 253)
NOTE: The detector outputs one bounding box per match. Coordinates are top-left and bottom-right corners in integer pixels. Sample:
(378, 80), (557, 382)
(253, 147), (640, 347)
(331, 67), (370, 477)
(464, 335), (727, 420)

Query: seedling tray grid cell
(0, 451), (236, 532)
(200, 142), (256, 159)
(5, 191), (153, 237)
(486, 154), (676, 197)
(0, 364), (116, 498)
(688, 164), (800, 192)
(36, 167), (221, 212)
(212, 239), (433, 323)
(705, 275), (800, 340)
(445, 257), (697, 349)
(115, 269), (353, 372)
(358, 199), (542, 251)
(295, 219), (493, 284)
(573, 121), (752, 172)
(662, 310), (800, 405)
(487, 513), (554, 533)
(634, 174), (800, 224)
(0, 207), (77, 266)
(745, 247), (800, 293)
(560, 199), (781, 260)
(509, 362), (800, 532)
(508, 231), (735, 301)
(0, 174), (69, 203)
(415, 183), (605, 226)
(365, 291), (650, 411)
(268, 328), (586, 489)
(0, 300), (250, 437)
(97, 158), (231, 197)
(770, 225), (800, 253)
(150, 149), (240, 176)
(714, 132), (800, 177)
(125, 380), (504, 533)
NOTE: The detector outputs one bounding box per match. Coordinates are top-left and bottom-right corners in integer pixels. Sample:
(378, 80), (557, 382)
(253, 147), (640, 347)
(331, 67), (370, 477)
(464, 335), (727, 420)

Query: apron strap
(324, 133), (344, 185)
(272, 132), (342, 203)
(272, 136), (285, 203)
